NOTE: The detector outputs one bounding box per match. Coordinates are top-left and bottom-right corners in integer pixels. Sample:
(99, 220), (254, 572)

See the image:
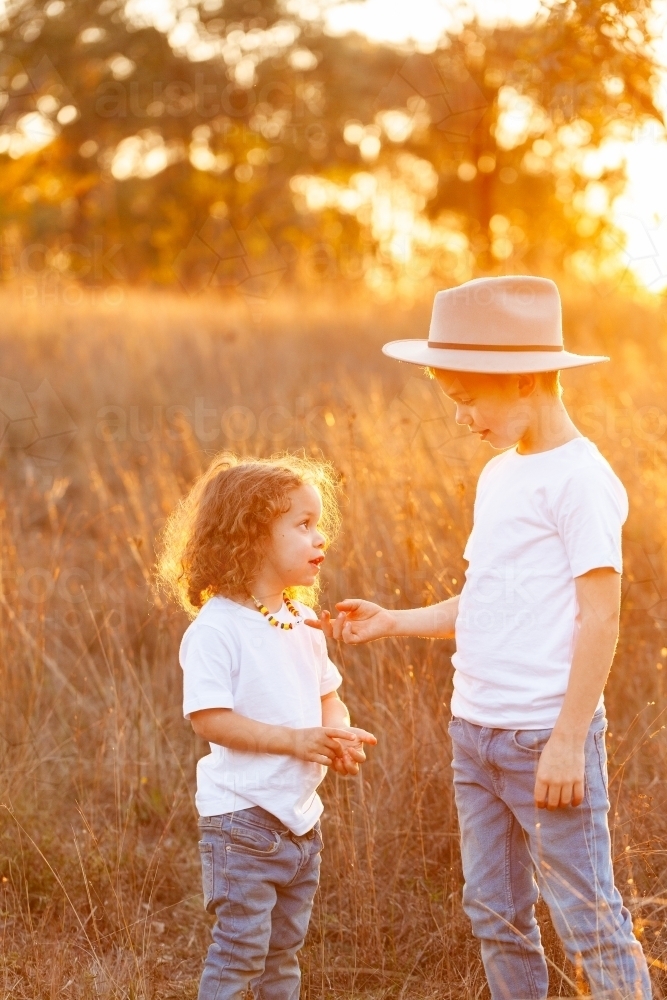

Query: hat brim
(382, 340), (608, 374)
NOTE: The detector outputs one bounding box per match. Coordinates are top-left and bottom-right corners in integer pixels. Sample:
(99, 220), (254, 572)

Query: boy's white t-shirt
(452, 437), (628, 730)
(180, 596), (342, 835)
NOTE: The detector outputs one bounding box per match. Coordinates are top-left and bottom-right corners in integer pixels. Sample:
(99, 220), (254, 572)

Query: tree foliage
(0, 0), (663, 291)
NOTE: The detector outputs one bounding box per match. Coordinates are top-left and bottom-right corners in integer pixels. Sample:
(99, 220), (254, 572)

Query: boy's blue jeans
(197, 806), (322, 1000)
(449, 712), (651, 1000)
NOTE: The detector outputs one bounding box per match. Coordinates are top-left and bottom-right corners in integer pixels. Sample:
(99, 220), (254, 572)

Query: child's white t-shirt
(180, 595), (342, 835)
(452, 437), (628, 730)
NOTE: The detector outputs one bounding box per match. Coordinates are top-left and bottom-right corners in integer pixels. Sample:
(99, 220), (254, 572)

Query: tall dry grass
(1, 284), (667, 998)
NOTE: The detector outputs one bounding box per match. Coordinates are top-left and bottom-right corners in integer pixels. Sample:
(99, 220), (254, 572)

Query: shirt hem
(195, 795), (323, 836)
(450, 695), (605, 730)
(183, 698), (234, 720)
(320, 679), (342, 696)
(570, 557), (622, 577)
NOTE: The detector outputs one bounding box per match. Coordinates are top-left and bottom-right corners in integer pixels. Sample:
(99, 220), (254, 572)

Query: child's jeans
(449, 712), (651, 1000)
(197, 806), (322, 1000)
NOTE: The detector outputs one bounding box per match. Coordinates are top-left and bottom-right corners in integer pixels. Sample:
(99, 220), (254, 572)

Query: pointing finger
(332, 612), (347, 641)
(316, 610), (334, 637)
(336, 599), (362, 613)
(348, 728), (377, 744)
(324, 728), (360, 743)
(322, 736), (346, 756)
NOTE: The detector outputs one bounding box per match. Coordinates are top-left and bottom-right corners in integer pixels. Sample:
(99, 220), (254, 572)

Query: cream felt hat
(382, 275), (608, 374)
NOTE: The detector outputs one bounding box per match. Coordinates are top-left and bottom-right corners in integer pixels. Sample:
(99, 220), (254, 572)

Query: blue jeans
(197, 806), (322, 1000)
(449, 713), (651, 1000)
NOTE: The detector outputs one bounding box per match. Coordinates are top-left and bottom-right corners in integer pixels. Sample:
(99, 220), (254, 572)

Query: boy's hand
(305, 600), (395, 644)
(329, 726), (377, 777)
(289, 726), (375, 767)
(534, 733), (585, 809)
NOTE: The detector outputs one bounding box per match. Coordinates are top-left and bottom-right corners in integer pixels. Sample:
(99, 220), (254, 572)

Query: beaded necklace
(251, 593), (303, 630)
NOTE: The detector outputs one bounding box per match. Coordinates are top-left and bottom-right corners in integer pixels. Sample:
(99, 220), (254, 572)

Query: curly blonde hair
(157, 452), (341, 618)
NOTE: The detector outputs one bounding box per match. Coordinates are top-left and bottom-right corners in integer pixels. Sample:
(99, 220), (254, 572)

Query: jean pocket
(228, 823), (281, 857)
(311, 821), (324, 854)
(198, 842), (214, 912)
(447, 717), (462, 736)
(512, 729), (552, 754)
(593, 728), (609, 792)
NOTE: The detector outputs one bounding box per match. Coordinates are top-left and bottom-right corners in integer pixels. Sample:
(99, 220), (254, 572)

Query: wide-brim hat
(382, 276), (608, 374)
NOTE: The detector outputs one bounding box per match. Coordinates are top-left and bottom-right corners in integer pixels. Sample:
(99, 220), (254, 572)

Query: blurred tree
(0, 0), (663, 292)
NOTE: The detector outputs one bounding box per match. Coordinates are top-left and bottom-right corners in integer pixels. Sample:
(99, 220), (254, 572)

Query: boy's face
(433, 369), (534, 450)
(266, 484), (326, 588)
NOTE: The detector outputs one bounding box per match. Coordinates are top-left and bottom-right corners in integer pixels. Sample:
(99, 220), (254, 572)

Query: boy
(309, 276), (651, 999)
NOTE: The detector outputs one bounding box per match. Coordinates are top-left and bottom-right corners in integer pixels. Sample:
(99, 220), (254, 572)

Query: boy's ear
(517, 373), (538, 397)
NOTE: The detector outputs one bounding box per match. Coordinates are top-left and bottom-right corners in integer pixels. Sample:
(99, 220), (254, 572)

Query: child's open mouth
(309, 556), (325, 568)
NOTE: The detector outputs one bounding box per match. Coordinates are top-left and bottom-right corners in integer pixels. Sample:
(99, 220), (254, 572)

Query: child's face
(266, 484), (327, 588)
(434, 369), (534, 450)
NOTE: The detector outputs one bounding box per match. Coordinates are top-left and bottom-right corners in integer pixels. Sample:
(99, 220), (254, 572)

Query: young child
(309, 276), (651, 999)
(158, 453), (376, 1000)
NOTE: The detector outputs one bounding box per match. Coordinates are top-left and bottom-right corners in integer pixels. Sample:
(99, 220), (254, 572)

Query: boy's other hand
(305, 600), (395, 643)
(290, 726), (376, 767)
(534, 733), (585, 809)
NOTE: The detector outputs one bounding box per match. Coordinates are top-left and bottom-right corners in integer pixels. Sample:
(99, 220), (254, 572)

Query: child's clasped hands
(298, 722), (376, 777)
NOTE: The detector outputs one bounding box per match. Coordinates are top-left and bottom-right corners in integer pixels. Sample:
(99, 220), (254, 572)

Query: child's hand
(289, 727), (373, 767)
(306, 609), (335, 637)
(329, 727), (377, 777)
(305, 601), (395, 644)
(534, 733), (585, 809)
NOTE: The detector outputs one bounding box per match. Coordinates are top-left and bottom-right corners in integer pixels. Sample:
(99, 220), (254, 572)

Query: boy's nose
(455, 406), (472, 426)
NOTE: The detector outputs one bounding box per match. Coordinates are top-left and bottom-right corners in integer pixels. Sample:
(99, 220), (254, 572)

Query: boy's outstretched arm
(534, 566), (621, 811)
(306, 595), (459, 643)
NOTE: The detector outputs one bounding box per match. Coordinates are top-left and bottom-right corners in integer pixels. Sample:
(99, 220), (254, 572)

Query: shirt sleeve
(320, 647), (343, 696)
(296, 601), (343, 696)
(180, 623), (235, 720)
(553, 462), (629, 578)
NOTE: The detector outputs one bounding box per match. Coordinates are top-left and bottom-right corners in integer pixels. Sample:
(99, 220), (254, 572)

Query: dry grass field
(1, 283), (667, 998)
